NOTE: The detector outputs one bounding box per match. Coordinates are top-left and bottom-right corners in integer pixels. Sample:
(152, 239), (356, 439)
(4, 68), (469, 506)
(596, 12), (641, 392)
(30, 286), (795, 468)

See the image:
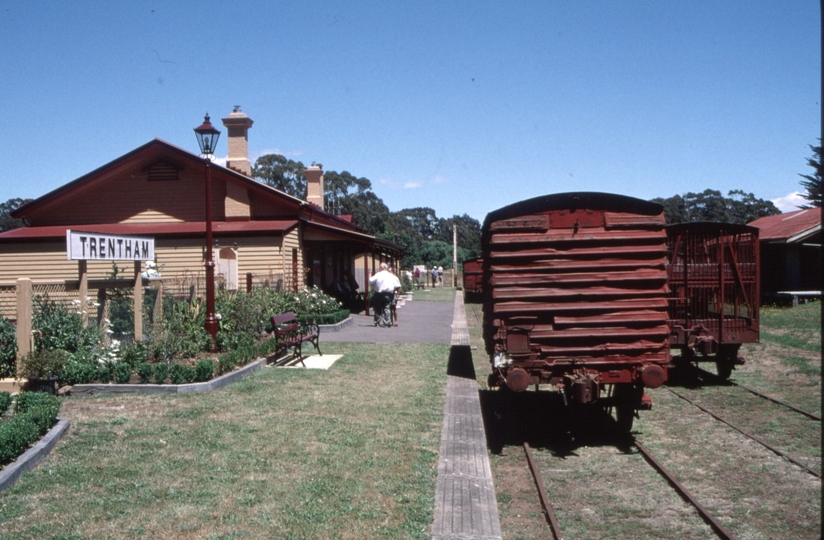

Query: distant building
(748, 208), (821, 303)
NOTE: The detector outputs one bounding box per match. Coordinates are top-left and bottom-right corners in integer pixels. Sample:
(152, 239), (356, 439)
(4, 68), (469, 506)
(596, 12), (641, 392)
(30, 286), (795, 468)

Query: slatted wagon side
(481, 192), (670, 430)
(461, 257), (484, 297)
(665, 222), (760, 378)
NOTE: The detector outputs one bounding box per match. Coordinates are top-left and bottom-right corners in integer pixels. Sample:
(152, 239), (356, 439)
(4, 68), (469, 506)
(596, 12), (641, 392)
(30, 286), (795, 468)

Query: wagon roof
(482, 192), (663, 232)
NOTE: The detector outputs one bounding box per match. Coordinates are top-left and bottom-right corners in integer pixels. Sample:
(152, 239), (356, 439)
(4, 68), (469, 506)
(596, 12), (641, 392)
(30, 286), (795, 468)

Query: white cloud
(404, 181), (424, 189)
(772, 191), (807, 213)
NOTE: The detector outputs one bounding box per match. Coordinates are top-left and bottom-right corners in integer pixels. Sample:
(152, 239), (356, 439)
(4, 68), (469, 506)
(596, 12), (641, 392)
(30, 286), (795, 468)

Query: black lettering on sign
(79, 236), (88, 257)
(125, 240), (132, 259)
(90, 238), (97, 258)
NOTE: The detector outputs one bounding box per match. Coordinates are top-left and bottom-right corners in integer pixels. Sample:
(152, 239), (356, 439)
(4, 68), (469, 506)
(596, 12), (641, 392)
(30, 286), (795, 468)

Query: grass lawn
(0, 342), (449, 539)
(407, 287), (456, 302)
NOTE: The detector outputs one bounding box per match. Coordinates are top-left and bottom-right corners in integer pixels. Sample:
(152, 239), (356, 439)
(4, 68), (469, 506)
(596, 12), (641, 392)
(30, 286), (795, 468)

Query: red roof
(748, 208), (822, 242)
(0, 220), (299, 240)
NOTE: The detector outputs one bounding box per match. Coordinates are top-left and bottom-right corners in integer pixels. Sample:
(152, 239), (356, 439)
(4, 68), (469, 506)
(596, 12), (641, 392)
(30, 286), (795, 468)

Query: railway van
(481, 192), (671, 430)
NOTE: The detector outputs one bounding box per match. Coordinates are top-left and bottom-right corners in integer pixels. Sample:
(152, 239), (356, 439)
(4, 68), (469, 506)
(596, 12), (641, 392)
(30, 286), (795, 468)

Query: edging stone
(70, 357), (268, 396)
(317, 316), (353, 332)
(0, 418), (70, 493)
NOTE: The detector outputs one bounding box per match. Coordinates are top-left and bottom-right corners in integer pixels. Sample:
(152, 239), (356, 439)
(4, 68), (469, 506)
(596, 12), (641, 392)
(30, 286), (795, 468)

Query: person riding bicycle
(369, 263), (401, 327)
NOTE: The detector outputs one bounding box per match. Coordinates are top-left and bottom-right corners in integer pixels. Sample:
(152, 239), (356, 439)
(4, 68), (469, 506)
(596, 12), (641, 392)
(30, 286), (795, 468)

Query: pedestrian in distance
(389, 266), (401, 326)
(368, 263), (400, 327)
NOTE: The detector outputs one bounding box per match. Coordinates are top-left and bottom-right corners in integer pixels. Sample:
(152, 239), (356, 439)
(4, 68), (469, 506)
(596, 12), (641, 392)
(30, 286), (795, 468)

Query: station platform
(431, 291), (502, 539)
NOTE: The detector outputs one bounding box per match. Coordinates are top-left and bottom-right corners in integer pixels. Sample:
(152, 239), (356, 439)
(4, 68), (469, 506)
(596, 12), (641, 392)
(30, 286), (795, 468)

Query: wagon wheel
(715, 359), (733, 380)
(715, 344), (740, 380)
(613, 384), (640, 433)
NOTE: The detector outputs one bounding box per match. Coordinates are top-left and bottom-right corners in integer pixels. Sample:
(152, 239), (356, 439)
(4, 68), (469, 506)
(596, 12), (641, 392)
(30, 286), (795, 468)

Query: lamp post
(194, 113), (220, 347)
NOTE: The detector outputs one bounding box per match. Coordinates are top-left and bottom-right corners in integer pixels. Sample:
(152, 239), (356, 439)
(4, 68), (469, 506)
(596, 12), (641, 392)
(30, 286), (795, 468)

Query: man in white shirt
(369, 263), (401, 326)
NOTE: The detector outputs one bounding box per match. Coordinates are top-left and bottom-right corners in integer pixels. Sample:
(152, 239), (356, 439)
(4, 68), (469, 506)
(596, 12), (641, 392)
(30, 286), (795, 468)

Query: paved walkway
(323, 296), (454, 344)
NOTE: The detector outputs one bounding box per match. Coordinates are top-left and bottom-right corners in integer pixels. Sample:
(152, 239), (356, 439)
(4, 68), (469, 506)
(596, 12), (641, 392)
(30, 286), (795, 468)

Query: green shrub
(284, 287), (345, 318)
(136, 363), (154, 384)
(169, 363), (195, 385)
(153, 363), (169, 384)
(19, 349), (70, 380)
(218, 351), (238, 375)
(96, 365), (111, 384)
(120, 342), (148, 369)
(0, 392), (60, 466)
(296, 308), (350, 326)
(113, 363), (132, 384)
(62, 362), (97, 385)
(0, 415), (40, 465)
(147, 297), (210, 363)
(0, 391), (11, 415)
(0, 317), (16, 379)
(32, 294), (102, 354)
(194, 358), (214, 382)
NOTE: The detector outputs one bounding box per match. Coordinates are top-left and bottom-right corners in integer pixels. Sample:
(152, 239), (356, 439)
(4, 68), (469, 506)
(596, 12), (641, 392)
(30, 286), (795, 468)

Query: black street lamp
(194, 113), (220, 347)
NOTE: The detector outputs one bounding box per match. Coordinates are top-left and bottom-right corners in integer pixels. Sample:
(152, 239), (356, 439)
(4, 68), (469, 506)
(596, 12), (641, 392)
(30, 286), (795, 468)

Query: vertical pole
(15, 278), (32, 376)
(453, 223), (458, 288)
(246, 272), (253, 294)
(204, 159), (218, 348)
(133, 261), (143, 342)
(78, 260), (88, 325)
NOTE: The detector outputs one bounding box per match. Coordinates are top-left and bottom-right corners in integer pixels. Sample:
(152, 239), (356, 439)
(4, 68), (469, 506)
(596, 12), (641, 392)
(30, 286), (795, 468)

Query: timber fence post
(15, 278), (32, 376)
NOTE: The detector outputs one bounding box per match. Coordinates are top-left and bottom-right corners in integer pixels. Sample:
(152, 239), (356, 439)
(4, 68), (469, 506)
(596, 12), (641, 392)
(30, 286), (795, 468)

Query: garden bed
(0, 418), (70, 493)
(69, 356), (269, 396)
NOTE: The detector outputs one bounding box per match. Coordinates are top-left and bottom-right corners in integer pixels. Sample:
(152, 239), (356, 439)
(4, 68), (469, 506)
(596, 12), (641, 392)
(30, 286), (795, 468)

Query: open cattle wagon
(461, 257), (484, 297)
(665, 222), (760, 378)
(481, 192), (671, 430)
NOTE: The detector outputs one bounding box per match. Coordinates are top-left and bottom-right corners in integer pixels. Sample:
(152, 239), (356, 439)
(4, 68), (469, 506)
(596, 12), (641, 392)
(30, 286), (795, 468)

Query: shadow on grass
(665, 361), (735, 390)
(479, 388), (635, 457)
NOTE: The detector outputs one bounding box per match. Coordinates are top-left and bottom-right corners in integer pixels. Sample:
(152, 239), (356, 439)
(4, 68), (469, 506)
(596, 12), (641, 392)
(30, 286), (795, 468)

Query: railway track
(665, 386), (821, 479)
(691, 365), (821, 421)
(523, 437), (739, 540)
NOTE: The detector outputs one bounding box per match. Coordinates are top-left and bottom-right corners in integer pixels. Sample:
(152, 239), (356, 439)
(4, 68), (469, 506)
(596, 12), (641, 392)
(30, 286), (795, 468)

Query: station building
(0, 107), (402, 320)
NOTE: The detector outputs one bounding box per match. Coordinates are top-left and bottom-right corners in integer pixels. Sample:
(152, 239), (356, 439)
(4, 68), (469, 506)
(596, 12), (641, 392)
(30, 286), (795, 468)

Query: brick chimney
(305, 164), (324, 209)
(221, 106), (254, 176)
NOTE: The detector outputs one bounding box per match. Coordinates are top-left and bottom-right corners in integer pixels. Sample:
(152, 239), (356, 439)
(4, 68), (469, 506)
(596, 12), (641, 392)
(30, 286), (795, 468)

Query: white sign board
(66, 230), (155, 261)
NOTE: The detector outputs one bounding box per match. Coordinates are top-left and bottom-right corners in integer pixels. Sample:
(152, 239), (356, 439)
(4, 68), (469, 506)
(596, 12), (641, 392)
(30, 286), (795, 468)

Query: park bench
(270, 312), (322, 367)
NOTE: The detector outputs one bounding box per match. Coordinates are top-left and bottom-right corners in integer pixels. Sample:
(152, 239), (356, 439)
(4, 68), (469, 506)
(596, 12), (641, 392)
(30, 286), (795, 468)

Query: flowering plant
(283, 286), (343, 317)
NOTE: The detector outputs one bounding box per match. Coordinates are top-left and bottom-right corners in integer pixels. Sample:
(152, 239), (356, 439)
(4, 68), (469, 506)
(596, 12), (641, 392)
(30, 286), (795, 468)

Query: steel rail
(666, 387), (821, 478)
(523, 442), (564, 540)
(728, 380), (820, 421)
(691, 365), (820, 421)
(633, 440), (739, 540)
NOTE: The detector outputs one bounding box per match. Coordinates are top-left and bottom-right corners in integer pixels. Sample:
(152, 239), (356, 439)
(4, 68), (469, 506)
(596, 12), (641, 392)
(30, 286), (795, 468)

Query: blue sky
(0, 1), (819, 223)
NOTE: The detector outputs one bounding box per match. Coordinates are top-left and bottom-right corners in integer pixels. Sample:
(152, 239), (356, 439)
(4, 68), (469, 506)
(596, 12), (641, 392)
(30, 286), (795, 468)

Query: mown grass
(0, 341), (449, 539)
(760, 301), (821, 352)
(408, 286), (456, 302)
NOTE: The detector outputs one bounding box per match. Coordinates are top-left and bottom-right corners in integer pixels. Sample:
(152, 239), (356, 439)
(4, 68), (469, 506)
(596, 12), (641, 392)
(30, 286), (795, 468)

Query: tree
(0, 198), (31, 232)
(799, 143), (822, 208)
(252, 154), (307, 199)
(651, 189), (779, 224)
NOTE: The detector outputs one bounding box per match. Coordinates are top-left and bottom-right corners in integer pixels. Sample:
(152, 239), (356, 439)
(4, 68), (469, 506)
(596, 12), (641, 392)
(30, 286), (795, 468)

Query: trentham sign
(66, 230), (155, 261)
